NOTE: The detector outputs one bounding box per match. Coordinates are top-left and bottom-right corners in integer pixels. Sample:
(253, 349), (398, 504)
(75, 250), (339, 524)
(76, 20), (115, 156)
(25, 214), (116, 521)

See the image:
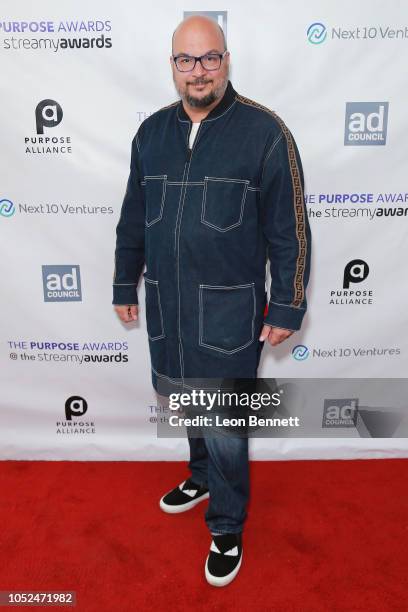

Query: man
(113, 15), (311, 586)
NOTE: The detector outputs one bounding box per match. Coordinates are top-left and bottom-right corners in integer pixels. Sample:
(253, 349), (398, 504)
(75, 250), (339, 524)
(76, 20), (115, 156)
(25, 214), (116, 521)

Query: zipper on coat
(186, 120), (192, 159)
(174, 121), (199, 252)
(175, 120), (202, 380)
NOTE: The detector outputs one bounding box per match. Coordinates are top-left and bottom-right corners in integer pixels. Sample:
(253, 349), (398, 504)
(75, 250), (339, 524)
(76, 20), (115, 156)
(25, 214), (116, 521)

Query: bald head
(170, 15), (230, 114)
(172, 15), (226, 55)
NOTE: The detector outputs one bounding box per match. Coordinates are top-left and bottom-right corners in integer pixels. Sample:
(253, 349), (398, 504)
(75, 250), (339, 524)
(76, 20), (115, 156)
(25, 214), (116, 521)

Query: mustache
(188, 78), (211, 85)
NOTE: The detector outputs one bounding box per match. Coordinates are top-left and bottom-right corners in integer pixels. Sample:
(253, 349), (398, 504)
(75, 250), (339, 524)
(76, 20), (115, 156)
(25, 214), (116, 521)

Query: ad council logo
(0, 198), (15, 217)
(344, 102), (389, 146)
(42, 265), (82, 302)
(307, 22), (327, 44)
(323, 399), (358, 427)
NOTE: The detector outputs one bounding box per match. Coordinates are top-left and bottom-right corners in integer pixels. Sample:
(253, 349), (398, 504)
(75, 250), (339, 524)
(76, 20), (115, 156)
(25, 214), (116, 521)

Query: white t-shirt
(189, 122), (201, 149)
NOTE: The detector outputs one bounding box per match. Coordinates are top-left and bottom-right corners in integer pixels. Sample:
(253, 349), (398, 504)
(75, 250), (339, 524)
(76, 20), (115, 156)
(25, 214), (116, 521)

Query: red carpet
(0, 458), (407, 611)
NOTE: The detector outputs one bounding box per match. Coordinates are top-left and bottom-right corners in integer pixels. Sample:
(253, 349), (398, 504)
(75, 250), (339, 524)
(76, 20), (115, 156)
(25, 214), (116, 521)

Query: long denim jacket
(113, 80), (311, 392)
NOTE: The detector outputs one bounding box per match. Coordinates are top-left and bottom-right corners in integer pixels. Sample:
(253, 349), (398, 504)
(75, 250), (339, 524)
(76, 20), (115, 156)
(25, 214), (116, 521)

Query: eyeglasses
(172, 51), (227, 72)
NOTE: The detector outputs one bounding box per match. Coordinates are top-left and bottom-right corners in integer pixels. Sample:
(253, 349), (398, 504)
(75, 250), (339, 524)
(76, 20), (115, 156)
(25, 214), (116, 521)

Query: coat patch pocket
(201, 177), (250, 232)
(143, 175), (167, 227)
(199, 283), (256, 354)
(143, 274), (165, 340)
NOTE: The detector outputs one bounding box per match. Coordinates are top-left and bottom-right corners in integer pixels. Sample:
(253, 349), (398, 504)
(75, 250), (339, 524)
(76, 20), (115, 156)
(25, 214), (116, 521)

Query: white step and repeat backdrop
(1, 1), (407, 460)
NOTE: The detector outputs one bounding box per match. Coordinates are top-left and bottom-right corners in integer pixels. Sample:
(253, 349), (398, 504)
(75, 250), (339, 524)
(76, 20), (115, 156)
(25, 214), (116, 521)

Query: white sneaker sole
(159, 491), (209, 514)
(205, 551), (243, 587)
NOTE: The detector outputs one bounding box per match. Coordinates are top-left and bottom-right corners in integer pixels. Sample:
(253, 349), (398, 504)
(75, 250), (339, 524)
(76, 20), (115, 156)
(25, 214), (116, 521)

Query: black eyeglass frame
(172, 50), (228, 72)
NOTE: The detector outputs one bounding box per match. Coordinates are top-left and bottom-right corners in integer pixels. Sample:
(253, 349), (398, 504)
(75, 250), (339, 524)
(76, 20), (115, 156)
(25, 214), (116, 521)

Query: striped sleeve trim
(236, 94), (308, 308)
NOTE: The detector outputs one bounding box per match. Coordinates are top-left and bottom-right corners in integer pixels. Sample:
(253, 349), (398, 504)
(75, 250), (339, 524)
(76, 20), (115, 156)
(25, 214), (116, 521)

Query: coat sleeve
(112, 131), (145, 305)
(259, 125), (311, 331)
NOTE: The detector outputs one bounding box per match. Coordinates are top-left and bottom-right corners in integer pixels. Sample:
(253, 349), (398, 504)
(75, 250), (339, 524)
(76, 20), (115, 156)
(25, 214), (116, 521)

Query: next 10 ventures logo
(292, 345), (401, 361)
(307, 22), (408, 44)
(0, 198), (15, 217)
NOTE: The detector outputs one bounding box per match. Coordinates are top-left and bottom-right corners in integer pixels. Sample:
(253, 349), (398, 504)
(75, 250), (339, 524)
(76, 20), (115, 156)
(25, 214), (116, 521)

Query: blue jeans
(186, 340), (264, 534)
(187, 429), (249, 535)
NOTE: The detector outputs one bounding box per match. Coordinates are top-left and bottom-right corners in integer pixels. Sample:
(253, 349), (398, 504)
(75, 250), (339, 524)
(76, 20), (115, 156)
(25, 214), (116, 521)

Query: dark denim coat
(113, 80), (311, 392)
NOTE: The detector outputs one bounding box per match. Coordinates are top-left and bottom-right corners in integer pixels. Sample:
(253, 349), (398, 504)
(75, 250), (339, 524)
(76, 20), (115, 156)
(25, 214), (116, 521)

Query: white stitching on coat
(175, 122), (204, 378)
(167, 181), (204, 185)
(269, 300), (306, 310)
(151, 366), (224, 392)
(173, 163), (188, 252)
(260, 133), (283, 183)
(151, 366), (186, 387)
(198, 283), (256, 354)
(145, 180), (259, 189)
(202, 100), (237, 122)
(144, 276), (165, 340)
(262, 323), (297, 331)
(201, 178), (250, 232)
(144, 175), (167, 227)
(176, 99), (236, 124)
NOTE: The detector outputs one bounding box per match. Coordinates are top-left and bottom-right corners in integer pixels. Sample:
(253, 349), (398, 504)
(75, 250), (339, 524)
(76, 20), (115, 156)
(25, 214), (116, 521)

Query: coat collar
(176, 80), (237, 123)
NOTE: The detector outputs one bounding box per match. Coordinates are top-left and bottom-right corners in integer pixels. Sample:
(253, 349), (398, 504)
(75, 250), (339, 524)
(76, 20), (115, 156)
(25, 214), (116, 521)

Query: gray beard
(175, 73), (229, 110)
(185, 90), (217, 108)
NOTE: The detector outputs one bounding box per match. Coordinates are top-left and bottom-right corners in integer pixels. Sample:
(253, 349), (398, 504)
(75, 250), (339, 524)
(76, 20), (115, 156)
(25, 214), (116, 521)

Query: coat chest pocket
(143, 274), (165, 340)
(201, 177), (250, 232)
(142, 175), (167, 227)
(199, 283), (256, 354)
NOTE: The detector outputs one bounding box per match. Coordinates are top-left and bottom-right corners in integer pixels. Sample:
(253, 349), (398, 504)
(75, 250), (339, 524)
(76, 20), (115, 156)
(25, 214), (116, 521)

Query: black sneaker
(159, 478), (209, 514)
(205, 532), (243, 587)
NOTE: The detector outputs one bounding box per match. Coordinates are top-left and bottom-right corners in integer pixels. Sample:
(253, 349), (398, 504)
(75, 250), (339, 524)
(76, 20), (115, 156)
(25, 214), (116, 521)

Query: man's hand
(114, 305), (138, 323)
(259, 325), (293, 346)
